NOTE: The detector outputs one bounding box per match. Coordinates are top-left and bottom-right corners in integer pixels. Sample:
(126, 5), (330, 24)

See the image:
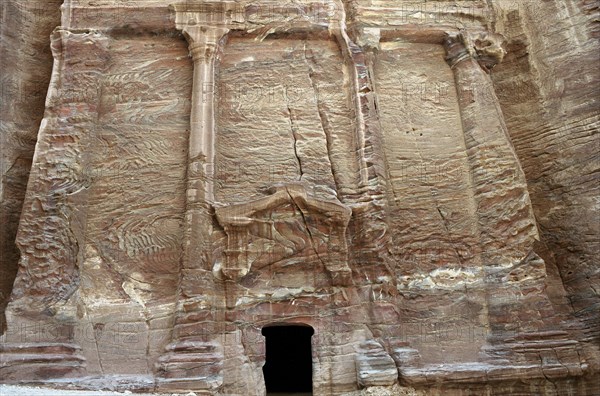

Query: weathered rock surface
(489, 0), (600, 345)
(0, 0), (63, 331)
(0, 0), (598, 395)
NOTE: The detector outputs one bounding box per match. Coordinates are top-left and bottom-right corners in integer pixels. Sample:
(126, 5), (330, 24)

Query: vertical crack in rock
(86, 305), (106, 375)
(302, 40), (342, 196)
(144, 313), (152, 375)
(283, 89), (303, 179)
(547, 246), (578, 314)
(285, 187), (327, 269)
(576, 350), (584, 370)
(412, 131), (468, 270)
(94, 331), (106, 375)
(94, 244), (132, 300)
(436, 206), (465, 267)
(539, 354), (558, 392)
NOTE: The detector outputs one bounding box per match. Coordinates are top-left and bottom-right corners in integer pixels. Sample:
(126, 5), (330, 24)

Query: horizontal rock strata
(0, 0), (598, 395)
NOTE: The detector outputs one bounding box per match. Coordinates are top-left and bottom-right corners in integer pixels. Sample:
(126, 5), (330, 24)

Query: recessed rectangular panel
(375, 42), (479, 273)
(216, 36), (357, 204)
(84, 35), (191, 303)
(374, 41), (483, 363)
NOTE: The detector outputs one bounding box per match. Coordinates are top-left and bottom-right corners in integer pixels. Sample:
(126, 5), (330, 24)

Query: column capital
(182, 26), (230, 62)
(356, 27), (381, 52)
(444, 30), (506, 72)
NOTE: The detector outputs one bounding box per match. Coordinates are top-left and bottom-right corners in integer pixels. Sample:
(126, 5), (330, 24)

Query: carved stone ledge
(214, 184), (352, 285)
(155, 339), (224, 392)
(171, 1), (245, 30)
(0, 343), (86, 383)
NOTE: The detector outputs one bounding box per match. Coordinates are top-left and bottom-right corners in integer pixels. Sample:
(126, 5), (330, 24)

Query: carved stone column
(330, 8), (396, 288)
(444, 31), (539, 265)
(155, 22), (230, 393)
(185, 26), (229, 205)
(182, 26), (229, 274)
(443, 31), (589, 377)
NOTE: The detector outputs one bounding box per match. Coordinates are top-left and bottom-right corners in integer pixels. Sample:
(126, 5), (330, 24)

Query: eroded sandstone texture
(1, 0), (598, 395)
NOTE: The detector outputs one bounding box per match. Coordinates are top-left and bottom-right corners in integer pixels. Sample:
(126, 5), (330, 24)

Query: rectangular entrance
(262, 325), (314, 395)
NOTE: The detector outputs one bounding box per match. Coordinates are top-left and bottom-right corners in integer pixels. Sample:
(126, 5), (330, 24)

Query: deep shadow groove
(262, 325), (314, 394)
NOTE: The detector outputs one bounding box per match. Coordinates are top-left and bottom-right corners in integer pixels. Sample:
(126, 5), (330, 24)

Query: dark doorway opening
(262, 325), (314, 394)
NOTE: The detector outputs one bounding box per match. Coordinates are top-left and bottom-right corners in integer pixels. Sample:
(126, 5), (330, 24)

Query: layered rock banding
(1, 0), (598, 395)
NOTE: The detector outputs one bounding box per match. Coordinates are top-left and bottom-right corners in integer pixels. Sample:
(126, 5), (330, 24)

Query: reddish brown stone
(0, 1), (598, 395)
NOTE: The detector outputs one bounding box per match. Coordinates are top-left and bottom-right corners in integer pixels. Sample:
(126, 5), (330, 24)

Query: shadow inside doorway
(262, 325), (314, 395)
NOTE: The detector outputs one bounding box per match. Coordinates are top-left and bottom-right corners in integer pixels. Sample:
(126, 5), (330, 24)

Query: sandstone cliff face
(0, 1), (598, 395)
(489, 0), (600, 345)
(0, 0), (63, 331)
